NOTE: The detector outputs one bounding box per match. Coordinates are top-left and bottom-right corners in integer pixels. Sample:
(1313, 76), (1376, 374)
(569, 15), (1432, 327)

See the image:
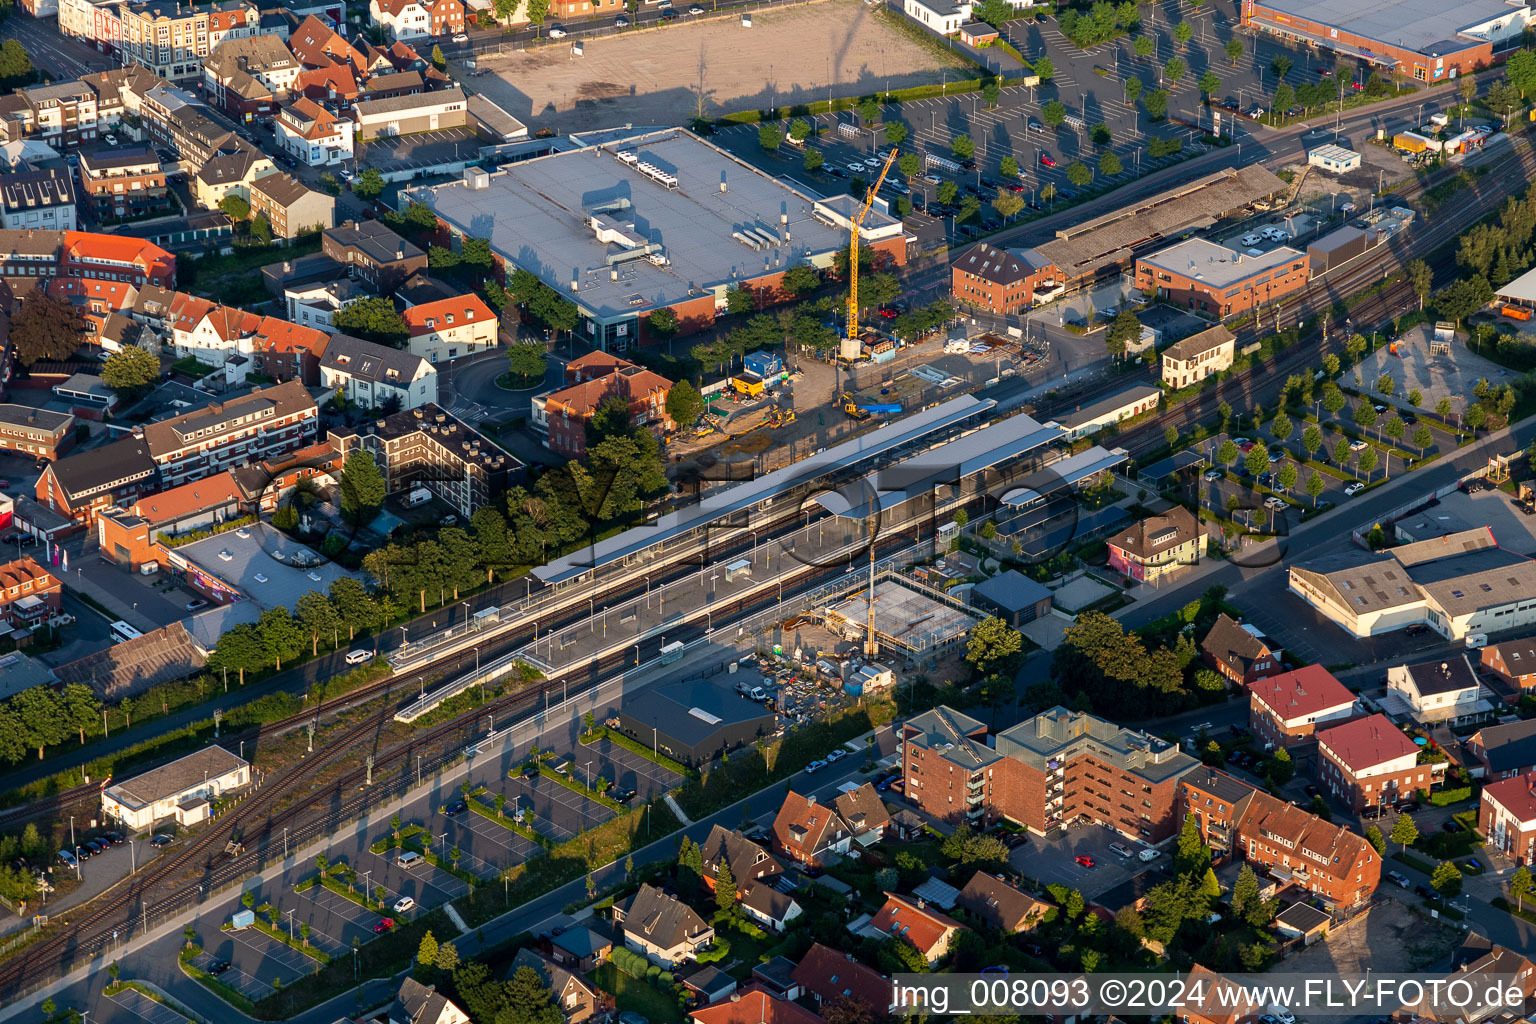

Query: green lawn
(590, 964), (684, 1024)
(716, 924), (774, 982)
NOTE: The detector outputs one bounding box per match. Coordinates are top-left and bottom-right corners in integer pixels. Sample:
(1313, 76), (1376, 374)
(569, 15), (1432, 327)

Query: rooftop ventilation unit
(635, 161), (678, 189)
(733, 231), (762, 250)
(615, 150), (638, 165)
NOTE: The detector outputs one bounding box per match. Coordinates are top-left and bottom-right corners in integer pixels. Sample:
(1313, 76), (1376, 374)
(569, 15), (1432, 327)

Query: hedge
(1428, 785), (1473, 807)
(610, 946), (650, 977)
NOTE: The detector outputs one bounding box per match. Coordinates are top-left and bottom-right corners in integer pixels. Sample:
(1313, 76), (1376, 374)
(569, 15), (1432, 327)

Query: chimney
(805, 794), (816, 806)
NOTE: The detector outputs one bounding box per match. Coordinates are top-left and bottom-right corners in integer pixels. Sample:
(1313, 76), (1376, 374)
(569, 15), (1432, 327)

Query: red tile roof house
(697, 824), (782, 894)
(790, 942), (895, 1018)
(771, 791), (851, 870)
(1479, 776), (1536, 867)
(833, 782), (892, 845)
(1201, 613), (1284, 689)
(1315, 713), (1438, 812)
(868, 893), (966, 965)
(1248, 665), (1358, 750)
(0, 556), (63, 633)
(689, 985), (822, 1024)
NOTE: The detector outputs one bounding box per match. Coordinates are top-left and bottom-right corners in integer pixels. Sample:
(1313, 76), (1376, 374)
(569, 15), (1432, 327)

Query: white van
(1466, 633), (1489, 649)
(345, 649), (372, 665)
(1240, 233), (1261, 246)
(396, 851), (423, 869)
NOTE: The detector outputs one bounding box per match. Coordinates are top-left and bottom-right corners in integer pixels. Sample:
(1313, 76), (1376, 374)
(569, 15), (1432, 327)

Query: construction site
(823, 575), (978, 654)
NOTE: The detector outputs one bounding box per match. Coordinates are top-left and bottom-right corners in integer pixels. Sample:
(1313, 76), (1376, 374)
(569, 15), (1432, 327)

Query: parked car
(614, 14), (629, 24)
(1303, 785), (1320, 798)
(451, 31), (468, 41)
(1397, 801), (1420, 813)
(1234, 437), (1255, 450)
(150, 834), (174, 847)
(1039, 153), (1056, 167)
(444, 800), (468, 817)
(1344, 482), (1365, 496)
(610, 787), (636, 802)
(1264, 496), (1287, 510)
(1074, 854), (1096, 868)
(1405, 624), (1430, 637)
(1415, 884), (1435, 899)
(1028, 119), (1045, 131)
(805, 759), (827, 773)
(547, 25), (567, 35)
(374, 917), (395, 934)
(57, 850), (77, 868)
(1442, 820), (1463, 832)
(1349, 439), (1369, 452)
(102, 832), (124, 845)
(1204, 469), (1223, 481)
(207, 959), (231, 975)
(393, 896), (417, 913)
(826, 748), (847, 761)
(1109, 842), (1133, 858)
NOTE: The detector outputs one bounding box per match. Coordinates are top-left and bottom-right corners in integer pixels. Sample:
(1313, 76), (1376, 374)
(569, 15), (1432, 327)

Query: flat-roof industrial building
(412, 128), (908, 352)
(1245, 0), (1529, 81)
(1134, 237), (1309, 319)
(614, 679), (777, 766)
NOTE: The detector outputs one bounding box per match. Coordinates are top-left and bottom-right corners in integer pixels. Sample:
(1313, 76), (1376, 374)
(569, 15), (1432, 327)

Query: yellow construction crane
(846, 148), (900, 345)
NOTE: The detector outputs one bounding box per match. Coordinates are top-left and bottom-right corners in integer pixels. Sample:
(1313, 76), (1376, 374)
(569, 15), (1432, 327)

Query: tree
(218, 194), (250, 221)
(1354, 401), (1377, 435)
(715, 859), (737, 915)
(1435, 274), (1493, 323)
(1034, 55), (1054, 81)
(505, 342), (547, 384)
(1106, 309), (1142, 356)
(1166, 425), (1180, 450)
(992, 192), (1024, 220)
(1173, 20), (1192, 45)
(1174, 813), (1211, 878)
(332, 296), (408, 346)
(859, 96), (882, 124)
(1436, 396), (1454, 420)
(1277, 462), (1297, 492)
(1412, 423), (1433, 455)
(1305, 471), (1325, 507)
(647, 308), (680, 340)
(1218, 400), (1232, 428)
(1232, 864), (1261, 922)
(885, 121), (908, 146)
(1390, 812), (1419, 852)
(1125, 76), (1143, 104)
(966, 616), (1024, 676)
(937, 180), (959, 205)
(1272, 80), (1295, 116)
(435, 941), (459, 972)
(353, 167), (386, 201)
(788, 118), (811, 141)
(982, 80), (1002, 107)
(1385, 416), (1405, 447)
(250, 214), (272, 243)
(417, 930), (439, 967)
(0, 40), (37, 92)
(1403, 258), (1432, 310)
(1458, 75), (1477, 109)
(1431, 859), (1463, 898)
(725, 285), (754, 316)
(664, 379), (704, 427)
(1301, 424), (1323, 459)
(1224, 37), (1243, 65)
(1358, 448), (1378, 481)
(898, 152), (920, 178)
(757, 123), (783, 151)
(10, 293), (81, 366)
(999, 156), (1020, 178)
(1270, 411), (1292, 443)
(210, 624), (267, 685)
(1218, 439), (1238, 468)
(1323, 384), (1347, 418)
(340, 451), (387, 525)
(1271, 54), (1292, 80)
(1512, 865), (1534, 911)
(296, 591), (342, 656)
(1244, 442), (1270, 477)
(101, 345), (160, 393)
(1365, 824), (1386, 855)
(258, 607), (305, 670)
(1333, 437), (1351, 465)
(1042, 99), (1068, 127)
(951, 134), (975, 160)
(1143, 88), (1169, 120)
(1066, 161), (1092, 187)
(1198, 69), (1220, 97)
(1099, 150), (1122, 176)
(1164, 56), (1186, 84)
(1133, 34), (1154, 58)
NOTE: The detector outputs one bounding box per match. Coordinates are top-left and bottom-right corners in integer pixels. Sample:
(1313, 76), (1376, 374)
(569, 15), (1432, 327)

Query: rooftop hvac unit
(749, 228), (778, 248)
(616, 150), (638, 165)
(733, 231), (761, 250)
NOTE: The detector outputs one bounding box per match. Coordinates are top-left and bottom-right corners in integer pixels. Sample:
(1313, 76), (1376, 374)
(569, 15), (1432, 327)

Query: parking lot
(583, 737), (685, 800)
(188, 948), (279, 1002)
(360, 126), (483, 176)
(1010, 822), (1162, 900)
(107, 987), (195, 1024)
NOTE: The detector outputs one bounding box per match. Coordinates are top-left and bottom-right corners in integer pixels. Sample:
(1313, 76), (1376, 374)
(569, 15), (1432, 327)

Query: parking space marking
(227, 928), (316, 978)
(189, 951), (277, 1001)
(109, 990), (192, 1024)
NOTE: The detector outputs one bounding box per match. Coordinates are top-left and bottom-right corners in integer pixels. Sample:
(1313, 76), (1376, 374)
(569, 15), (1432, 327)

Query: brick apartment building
(901, 705), (1199, 842)
(1201, 613), (1283, 688)
(1107, 506), (1208, 583)
(76, 148), (171, 220)
(17, 82), (100, 148)
(1465, 718), (1536, 781)
(249, 172), (335, 240)
(96, 470), (247, 571)
(949, 241), (1063, 314)
(322, 220), (427, 292)
(1482, 638), (1536, 693)
(1480, 775), (1536, 867)
(36, 435), (158, 527)
(0, 404), (75, 462)
(1179, 767), (1380, 907)
(0, 556), (63, 632)
(1315, 713), (1435, 811)
(1249, 665), (1358, 749)
(1134, 238), (1309, 319)
(329, 404), (520, 519)
(535, 356), (673, 459)
(140, 380), (319, 487)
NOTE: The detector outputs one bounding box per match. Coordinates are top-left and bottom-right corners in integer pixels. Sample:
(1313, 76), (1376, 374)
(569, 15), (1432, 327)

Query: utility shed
(1307, 224), (1371, 274)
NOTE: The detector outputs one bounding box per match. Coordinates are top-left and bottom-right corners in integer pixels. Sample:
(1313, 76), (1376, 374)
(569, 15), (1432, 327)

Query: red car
(373, 917), (395, 934)
(878, 307), (899, 319)
(1007, 183), (1026, 193)
(1075, 855), (1096, 868)
(1039, 153), (1056, 167)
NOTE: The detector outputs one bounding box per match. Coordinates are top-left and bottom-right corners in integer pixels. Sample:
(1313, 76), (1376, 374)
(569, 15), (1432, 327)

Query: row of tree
(1048, 611), (1221, 718)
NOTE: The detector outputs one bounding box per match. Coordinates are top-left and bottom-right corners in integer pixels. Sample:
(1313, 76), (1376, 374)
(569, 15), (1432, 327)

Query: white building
(284, 278), (367, 334)
(276, 98), (356, 167)
(1386, 657), (1494, 726)
(1160, 323), (1236, 388)
(101, 745), (250, 830)
(320, 332), (439, 411)
(1047, 384), (1161, 440)
(1307, 144), (1361, 174)
(402, 294), (499, 363)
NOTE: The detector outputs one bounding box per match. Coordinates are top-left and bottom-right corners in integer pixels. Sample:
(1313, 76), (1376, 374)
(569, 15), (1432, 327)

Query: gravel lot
(471, 0), (968, 132)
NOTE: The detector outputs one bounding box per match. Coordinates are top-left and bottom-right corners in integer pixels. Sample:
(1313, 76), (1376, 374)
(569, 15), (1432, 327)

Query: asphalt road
(1, 14), (113, 80)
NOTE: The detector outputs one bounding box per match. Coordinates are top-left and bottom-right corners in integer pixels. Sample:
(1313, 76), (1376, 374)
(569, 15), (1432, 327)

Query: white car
(688, 3), (702, 12)
(826, 748), (848, 761)
(345, 649), (372, 665)
(1203, 469), (1223, 481)
(805, 759), (827, 773)
(547, 25), (567, 36)
(1239, 233), (1261, 246)
(1344, 482), (1365, 496)
(451, 32), (468, 41)
(1349, 439), (1369, 452)
(1264, 495), (1287, 510)
(393, 896), (416, 913)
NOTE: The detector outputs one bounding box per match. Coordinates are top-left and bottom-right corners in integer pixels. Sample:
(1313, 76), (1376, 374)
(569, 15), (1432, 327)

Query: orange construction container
(1502, 305), (1533, 321)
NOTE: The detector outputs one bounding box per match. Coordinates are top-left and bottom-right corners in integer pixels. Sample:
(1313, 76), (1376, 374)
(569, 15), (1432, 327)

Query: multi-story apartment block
(0, 230), (176, 289)
(1160, 324), (1236, 388)
(284, 277), (365, 333)
(1316, 713), (1435, 811)
(329, 404), (520, 518)
(275, 97), (355, 166)
(369, 0), (466, 39)
(1107, 506), (1208, 583)
(140, 380), (319, 487)
(193, 142), (277, 210)
(249, 172), (335, 240)
(322, 221), (427, 292)
(320, 332), (437, 411)
(36, 435), (159, 527)
(0, 168), (78, 232)
(901, 705), (1198, 842)
(1179, 768), (1380, 907)
(949, 241), (1063, 314)
(1249, 665), (1358, 749)
(79, 67), (162, 129)
(207, 0), (259, 48)
(402, 293), (498, 363)
(121, 1), (213, 82)
(59, 0), (121, 53)
(0, 556), (63, 632)
(18, 82), (100, 148)
(77, 148), (171, 220)
(1135, 238), (1309, 319)
(0, 404), (75, 462)
(1480, 776), (1536, 867)
(203, 35), (301, 120)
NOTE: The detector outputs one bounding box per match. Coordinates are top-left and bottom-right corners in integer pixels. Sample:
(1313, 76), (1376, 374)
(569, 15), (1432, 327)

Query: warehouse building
(614, 679), (777, 766)
(102, 744), (249, 829)
(1133, 238), (1309, 319)
(411, 128), (908, 351)
(1245, 0), (1529, 83)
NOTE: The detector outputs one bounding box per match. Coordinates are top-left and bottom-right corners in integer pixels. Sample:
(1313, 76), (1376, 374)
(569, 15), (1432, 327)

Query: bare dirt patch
(470, 0), (968, 132)
(1271, 899), (1461, 977)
